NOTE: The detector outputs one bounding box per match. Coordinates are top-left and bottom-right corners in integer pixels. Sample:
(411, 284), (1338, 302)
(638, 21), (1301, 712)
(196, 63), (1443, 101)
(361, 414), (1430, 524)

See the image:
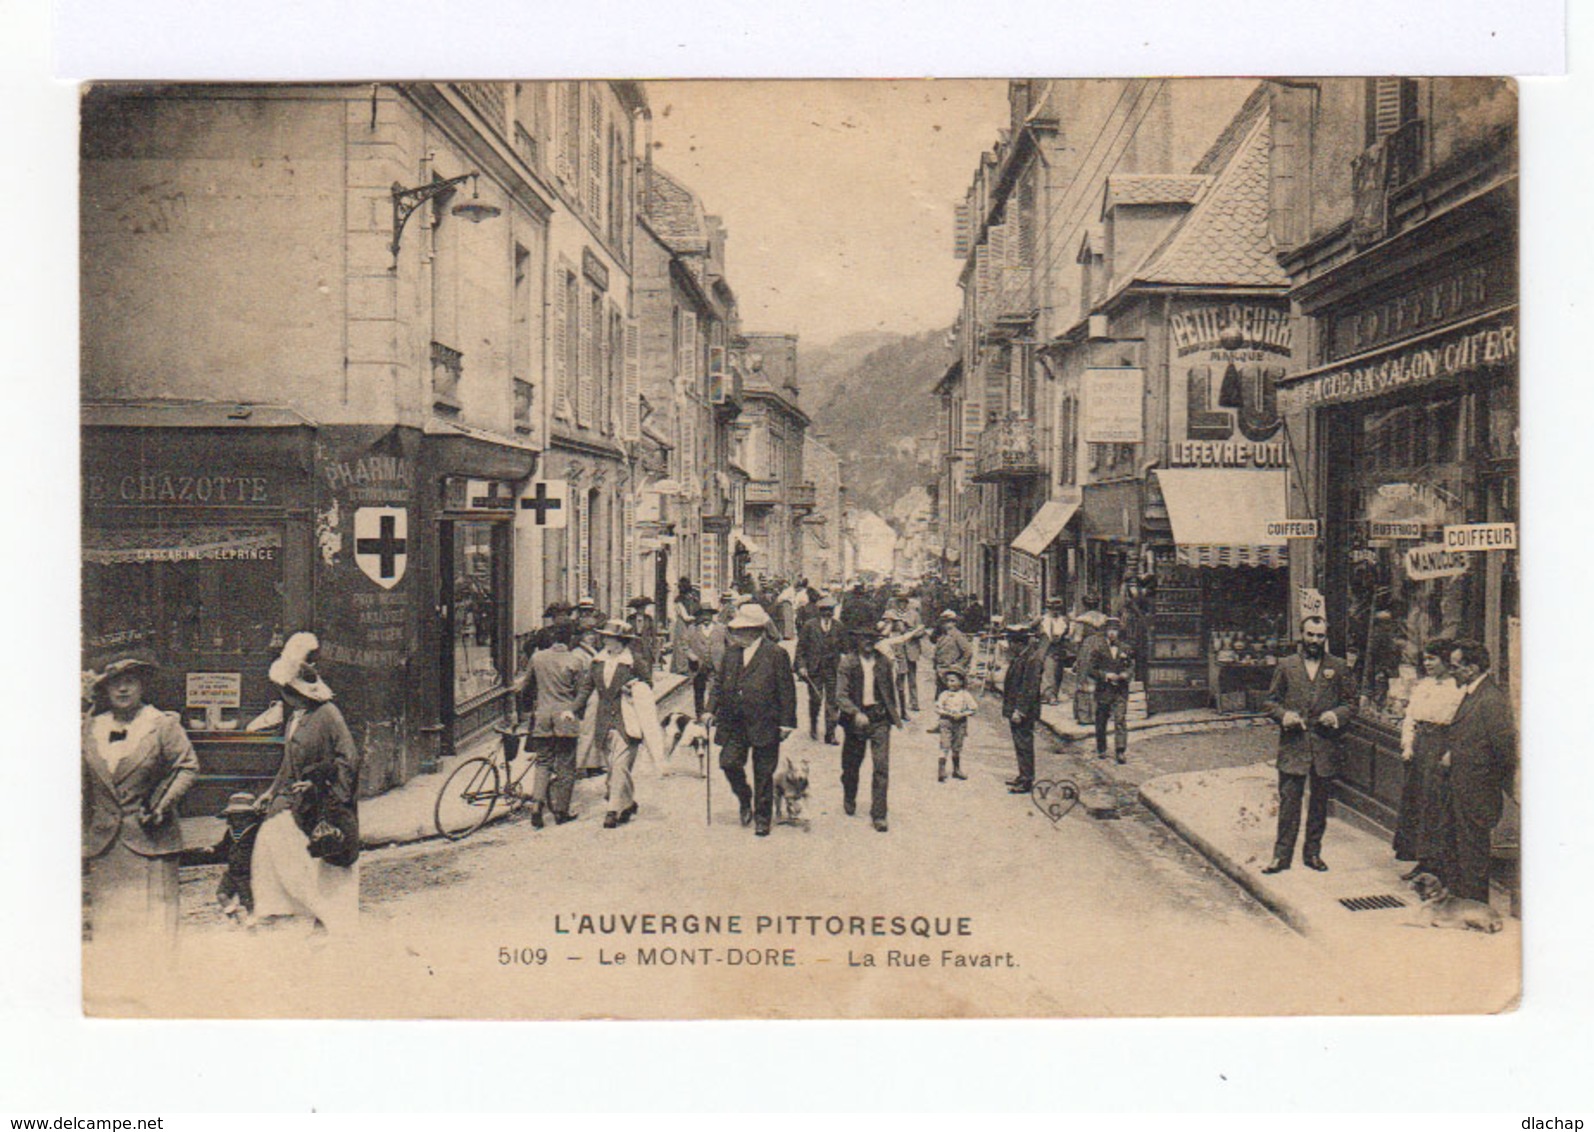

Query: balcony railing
(788, 482), (817, 511)
(744, 479), (781, 506)
(971, 417), (1041, 481)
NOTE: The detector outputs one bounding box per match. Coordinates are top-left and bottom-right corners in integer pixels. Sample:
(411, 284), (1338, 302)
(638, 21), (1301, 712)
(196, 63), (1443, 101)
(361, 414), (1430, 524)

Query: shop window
(83, 526), (286, 725)
(1342, 392), (1482, 729)
(452, 521), (506, 705)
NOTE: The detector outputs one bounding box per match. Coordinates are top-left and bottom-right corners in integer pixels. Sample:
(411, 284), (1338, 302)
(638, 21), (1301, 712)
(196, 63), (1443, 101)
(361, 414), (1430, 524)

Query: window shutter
(680, 312), (698, 391)
(701, 532), (719, 597)
(1370, 78), (1404, 141)
(577, 291), (593, 427)
(554, 262), (573, 421)
(587, 90), (604, 218)
(953, 200), (971, 259)
(621, 493), (635, 600)
(623, 319), (641, 441)
(575, 496), (589, 599)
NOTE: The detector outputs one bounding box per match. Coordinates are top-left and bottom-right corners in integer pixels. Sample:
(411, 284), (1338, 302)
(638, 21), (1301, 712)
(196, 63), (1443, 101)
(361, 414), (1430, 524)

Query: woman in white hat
(586, 620), (646, 829)
(81, 654), (199, 947)
(249, 632), (361, 935)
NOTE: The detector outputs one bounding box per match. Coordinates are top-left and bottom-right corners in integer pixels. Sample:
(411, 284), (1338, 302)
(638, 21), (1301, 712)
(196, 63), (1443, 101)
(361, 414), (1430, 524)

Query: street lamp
(390, 171), (502, 265)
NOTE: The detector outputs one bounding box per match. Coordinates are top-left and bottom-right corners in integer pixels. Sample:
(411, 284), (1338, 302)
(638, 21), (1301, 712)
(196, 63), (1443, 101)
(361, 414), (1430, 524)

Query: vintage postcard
(79, 77), (1520, 1018)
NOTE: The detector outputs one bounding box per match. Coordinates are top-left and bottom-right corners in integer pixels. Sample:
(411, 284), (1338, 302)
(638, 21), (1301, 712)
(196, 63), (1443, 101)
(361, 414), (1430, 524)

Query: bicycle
(433, 726), (538, 841)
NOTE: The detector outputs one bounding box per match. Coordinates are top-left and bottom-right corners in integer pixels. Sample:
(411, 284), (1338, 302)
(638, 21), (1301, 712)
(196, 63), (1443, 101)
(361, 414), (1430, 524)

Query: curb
(1038, 712), (1270, 747)
(1135, 781), (1309, 935)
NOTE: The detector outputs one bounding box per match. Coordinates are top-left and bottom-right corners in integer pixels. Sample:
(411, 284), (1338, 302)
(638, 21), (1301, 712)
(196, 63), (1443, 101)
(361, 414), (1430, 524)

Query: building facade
(801, 434), (845, 586)
(733, 332), (813, 584)
(81, 81), (649, 806)
(938, 79), (1257, 624)
(635, 165), (743, 604)
(1270, 78), (1518, 834)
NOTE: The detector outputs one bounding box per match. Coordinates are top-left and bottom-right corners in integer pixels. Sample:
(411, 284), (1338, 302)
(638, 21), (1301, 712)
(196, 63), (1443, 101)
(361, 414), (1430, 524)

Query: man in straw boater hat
(702, 602), (797, 837)
(835, 620), (904, 832)
(1000, 620), (1047, 795)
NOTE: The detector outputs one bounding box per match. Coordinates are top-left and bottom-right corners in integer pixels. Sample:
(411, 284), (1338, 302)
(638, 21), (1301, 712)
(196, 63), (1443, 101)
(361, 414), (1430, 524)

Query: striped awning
(1156, 470), (1288, 570)
(1175, 544), (1288, 569)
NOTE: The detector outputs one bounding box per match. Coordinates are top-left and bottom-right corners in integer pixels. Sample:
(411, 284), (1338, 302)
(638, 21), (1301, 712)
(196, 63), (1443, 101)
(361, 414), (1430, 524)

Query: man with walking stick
(701, 603), (797, 838)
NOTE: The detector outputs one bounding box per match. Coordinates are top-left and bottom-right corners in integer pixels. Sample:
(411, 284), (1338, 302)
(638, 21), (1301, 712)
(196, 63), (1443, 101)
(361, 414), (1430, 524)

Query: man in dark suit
(1262, 616), (1356, 873)
(1001, 622), (1046, 794)
(1082, 616), (1134, 763)
(796, 596), (847, 744)
(835, 622), (903, 832)
(1442, 640), (1516, 902)
(703, 602), (797, 837)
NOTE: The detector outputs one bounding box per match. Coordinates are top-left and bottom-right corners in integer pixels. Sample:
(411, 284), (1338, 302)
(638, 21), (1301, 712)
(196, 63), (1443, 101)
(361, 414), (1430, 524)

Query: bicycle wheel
(434, 757), (500, 841)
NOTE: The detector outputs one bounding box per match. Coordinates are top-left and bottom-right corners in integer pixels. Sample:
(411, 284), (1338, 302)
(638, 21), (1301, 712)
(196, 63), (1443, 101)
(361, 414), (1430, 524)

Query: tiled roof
(1104, 174), (1210, 211)
(1130, 109), (1289, 289)
(644, 166), (709, 253)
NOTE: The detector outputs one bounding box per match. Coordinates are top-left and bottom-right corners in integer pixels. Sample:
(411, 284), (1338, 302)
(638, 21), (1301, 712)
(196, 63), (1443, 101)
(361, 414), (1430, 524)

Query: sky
(645, 80), (1010, 348)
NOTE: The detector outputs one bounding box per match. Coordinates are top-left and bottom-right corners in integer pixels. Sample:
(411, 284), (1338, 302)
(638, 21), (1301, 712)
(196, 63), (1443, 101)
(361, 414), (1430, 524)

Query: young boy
(933, 668), (979, 782)
(211, 791), (264, 924)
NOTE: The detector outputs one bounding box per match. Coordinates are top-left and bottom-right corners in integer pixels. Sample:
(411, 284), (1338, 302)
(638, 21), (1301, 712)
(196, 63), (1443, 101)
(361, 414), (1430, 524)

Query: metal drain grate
(1338, 894), (1409, 912)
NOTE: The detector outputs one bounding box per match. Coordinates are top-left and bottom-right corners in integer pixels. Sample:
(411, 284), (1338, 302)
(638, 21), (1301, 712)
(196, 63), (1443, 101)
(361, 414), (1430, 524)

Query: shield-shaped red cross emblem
(353, 506), (409, 589)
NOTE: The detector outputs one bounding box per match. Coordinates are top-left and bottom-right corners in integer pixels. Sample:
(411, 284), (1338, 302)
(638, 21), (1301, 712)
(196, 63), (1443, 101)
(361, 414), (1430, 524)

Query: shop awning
(1010, 498), (1080, 557)
(1155, 470), (1288, 569)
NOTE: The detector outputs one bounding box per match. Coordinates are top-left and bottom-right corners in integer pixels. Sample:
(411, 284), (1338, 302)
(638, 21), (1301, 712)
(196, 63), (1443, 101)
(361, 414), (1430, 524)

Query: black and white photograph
(72, 74), (1527, 1019)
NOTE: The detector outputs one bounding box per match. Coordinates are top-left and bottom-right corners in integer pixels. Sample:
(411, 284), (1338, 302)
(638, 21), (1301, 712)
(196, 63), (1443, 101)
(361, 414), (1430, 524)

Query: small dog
(1407, 872), (1504, 934)
(773, 752), (811, 829)
(659, 711), (709, 777)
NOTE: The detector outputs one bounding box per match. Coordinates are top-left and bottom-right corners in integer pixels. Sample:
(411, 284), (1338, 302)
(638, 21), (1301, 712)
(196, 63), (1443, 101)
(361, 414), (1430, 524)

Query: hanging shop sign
(1284, 314), (1517, 410)
(1405, 543), (1471, 581)
(1297, 587), (1327, 621)
(352, 506), (409, 589)
(518, 480), (570, 528)
(1082, 368), (1143, 443)
(1010, 549), (1042, 588)
(1443, 522), (1517, 551)
(1265, 519), (1319, 539)
(1369, 520), (1425, 540)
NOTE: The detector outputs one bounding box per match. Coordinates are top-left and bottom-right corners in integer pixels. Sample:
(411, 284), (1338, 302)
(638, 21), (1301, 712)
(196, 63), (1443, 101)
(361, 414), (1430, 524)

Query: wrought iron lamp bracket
(390, 172), (478, 263)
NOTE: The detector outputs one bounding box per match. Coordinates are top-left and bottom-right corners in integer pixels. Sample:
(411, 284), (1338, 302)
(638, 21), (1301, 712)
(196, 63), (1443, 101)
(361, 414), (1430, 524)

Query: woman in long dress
(82, 655), (199, 947)
(1394, 638), (1463, 881)
(249, 633), (361, 935)
(588, 620), (645, 829)
(669, 577), (699, 675)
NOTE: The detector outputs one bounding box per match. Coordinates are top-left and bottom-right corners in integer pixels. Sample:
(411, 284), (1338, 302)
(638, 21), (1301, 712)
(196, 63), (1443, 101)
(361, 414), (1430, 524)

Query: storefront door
(438, 517), (512, 750)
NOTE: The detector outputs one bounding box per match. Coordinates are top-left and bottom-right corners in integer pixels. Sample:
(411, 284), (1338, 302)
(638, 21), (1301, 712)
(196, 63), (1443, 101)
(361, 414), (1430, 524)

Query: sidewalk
(1038, 699), (1271, 745)
(1034, 708), (1519, 943)
(181, 673), (690, 851)
(1138, 761), (1520, 946)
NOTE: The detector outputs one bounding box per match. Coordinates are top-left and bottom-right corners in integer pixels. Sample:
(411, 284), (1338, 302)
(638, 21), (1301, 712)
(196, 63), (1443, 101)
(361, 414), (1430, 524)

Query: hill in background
(802, 327), (952, 519)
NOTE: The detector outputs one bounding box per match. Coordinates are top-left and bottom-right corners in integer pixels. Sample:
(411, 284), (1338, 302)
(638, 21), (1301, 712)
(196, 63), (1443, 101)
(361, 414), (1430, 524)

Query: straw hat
(727, 603), (772, 630)
(220, 791), (258, 818)
(597, 619), (637, 639)
(268, 632), (334, 702)
(90, 653), (159, 693)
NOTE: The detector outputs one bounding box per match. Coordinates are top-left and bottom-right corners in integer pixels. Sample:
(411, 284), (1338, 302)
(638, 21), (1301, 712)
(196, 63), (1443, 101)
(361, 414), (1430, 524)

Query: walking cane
(705, 723), (715, 826)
